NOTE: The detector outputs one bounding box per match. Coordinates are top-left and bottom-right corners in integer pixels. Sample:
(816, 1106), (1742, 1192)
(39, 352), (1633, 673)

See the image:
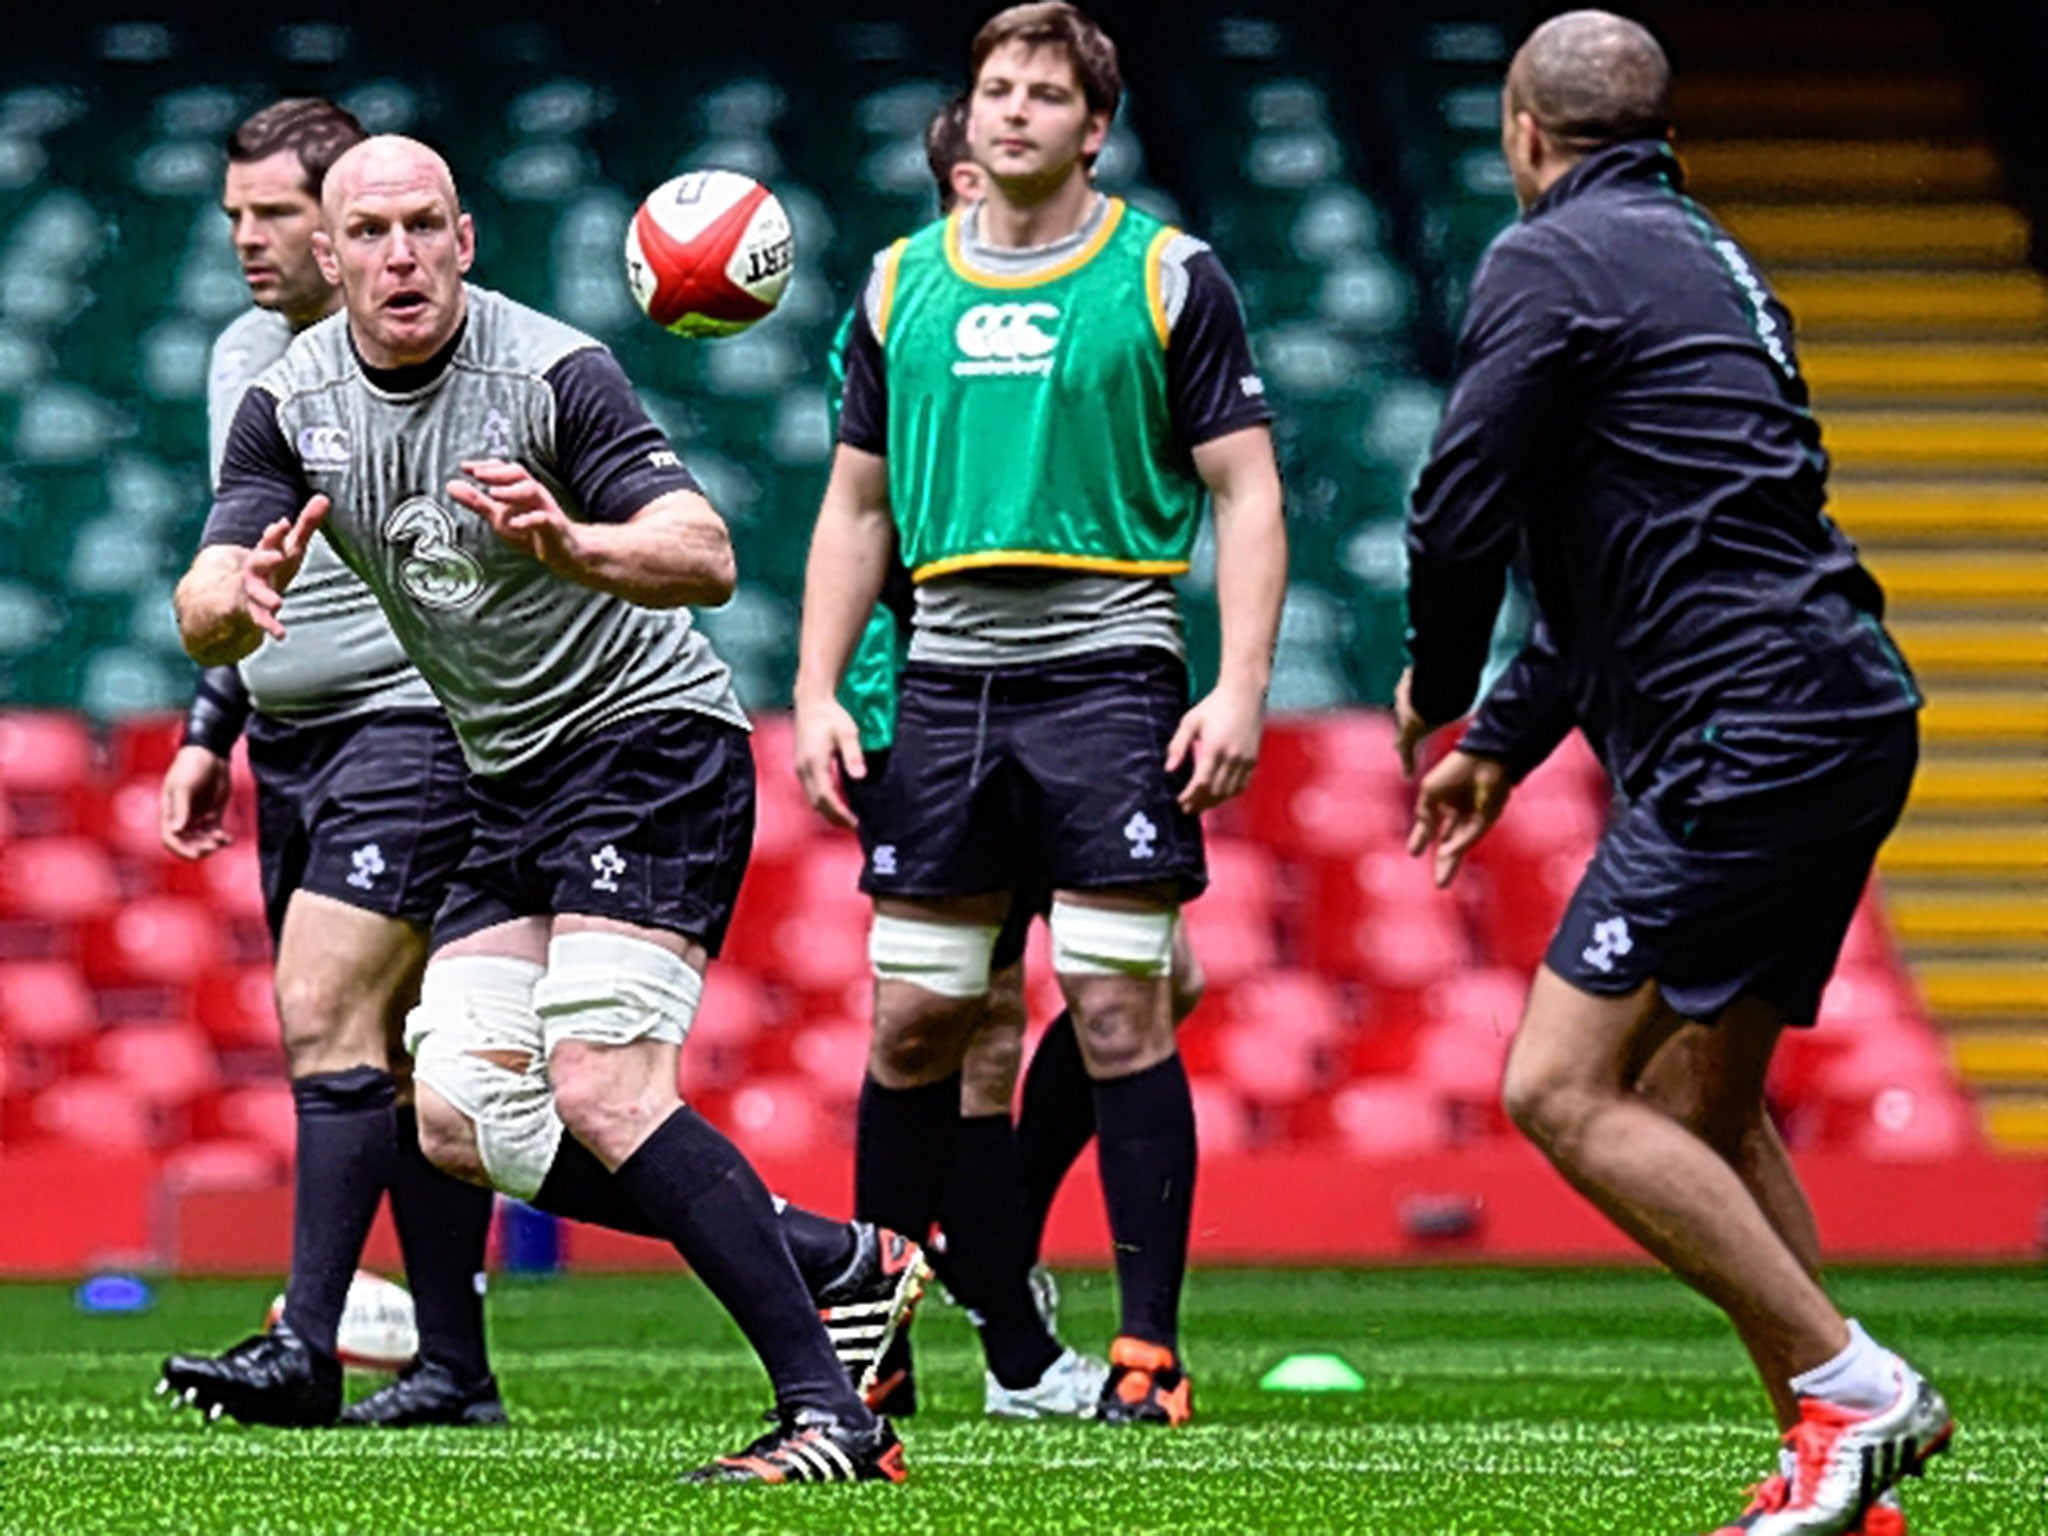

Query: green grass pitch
(0, 1265), (2040, 1534)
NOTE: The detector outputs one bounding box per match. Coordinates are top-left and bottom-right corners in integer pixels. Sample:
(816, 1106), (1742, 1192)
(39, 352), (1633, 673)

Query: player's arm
(1170, 425), (1286, 812)
(449, 348), (734, 607)
(1403, 236), (1578, 744)
(160, 665), (249, 859)
(793, 443), (896, 827)
(175, 388), (327, 665)
(1404, 623), (1575, 889)
(1159, 244), (1285, 813)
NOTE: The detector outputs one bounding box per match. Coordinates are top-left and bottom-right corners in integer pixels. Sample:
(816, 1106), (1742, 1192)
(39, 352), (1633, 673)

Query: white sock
(1790, 1319), (1899, 1413)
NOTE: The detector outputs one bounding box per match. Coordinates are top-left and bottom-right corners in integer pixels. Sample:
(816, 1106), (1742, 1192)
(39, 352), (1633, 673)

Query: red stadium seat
(96, 1021), (222, 1111)
(1851, 1084), (1976, 1161)
(0, 837), (122, 922)
(217, 1082), (297, 1160)
(1328, 1078), (1453, 1157)
(787, 1019), (872, 1108)
(724, 1076), (828, 1159)
(106, 713), (186, 781)
(30, 1075), (160, 1153)
(1217, 969), (1348, 1048)
(194, 964), (279, 1051)
(1420, 967), (1529, 1042)
(160, 843), (268, 921)
(1214, 1019), (1325, 1107)
(0, 712), (95, 795)
(1189, 1076), (1253, 1155)
(80, 897), (225, 988)
(1177, 899), (1278, 992)
(0, 959), (98, 1050)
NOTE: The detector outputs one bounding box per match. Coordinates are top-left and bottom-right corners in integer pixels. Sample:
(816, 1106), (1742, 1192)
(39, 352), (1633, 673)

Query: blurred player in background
(157, 97), (504, 1432)
(1396, 13), (1946, 1535)
(176, 135), (907, 1484)
(796, 2), (1285, 1426)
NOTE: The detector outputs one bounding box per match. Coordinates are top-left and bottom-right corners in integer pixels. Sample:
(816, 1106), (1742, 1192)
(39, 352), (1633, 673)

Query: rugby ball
(265, 1269), (418, 1373)
(625, 169), (794, 338)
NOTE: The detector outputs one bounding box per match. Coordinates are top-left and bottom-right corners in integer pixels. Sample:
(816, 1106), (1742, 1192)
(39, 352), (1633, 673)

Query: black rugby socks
(1015, 1010), (1097, 1265)
(533, 1134), (661, 1236)
(940, 1112), (1064, 1389)
(854, 1072), (962, 1247)
(390, 1105), (494, 1384)
(1092, 1053), (1197, 1353)
(283, 1066), (398, 1358)
(616, 1106), (870, 1424)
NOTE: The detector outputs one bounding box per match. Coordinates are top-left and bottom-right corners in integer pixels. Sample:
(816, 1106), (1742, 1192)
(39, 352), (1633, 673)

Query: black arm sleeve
(835, 304), (888, 455)
(1167, 249), (1273, 447)
(1459, 619), (1578, 781)
(544, 348), (704, 525)
(202, 389), (308, 548)
(1404, 235), (1577, 725)
(181, 666), (251, 756)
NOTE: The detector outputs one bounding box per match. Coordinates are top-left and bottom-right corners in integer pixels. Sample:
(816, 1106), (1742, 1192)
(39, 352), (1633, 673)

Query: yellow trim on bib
(875, 238), (910, 341)
(943, 198), (1128, 289)
(1143, 225), (1179, 349)
(913, 548), (1192, 582)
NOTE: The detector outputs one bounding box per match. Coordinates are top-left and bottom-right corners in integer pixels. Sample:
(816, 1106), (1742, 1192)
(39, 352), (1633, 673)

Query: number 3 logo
(387, 496), (485, 610)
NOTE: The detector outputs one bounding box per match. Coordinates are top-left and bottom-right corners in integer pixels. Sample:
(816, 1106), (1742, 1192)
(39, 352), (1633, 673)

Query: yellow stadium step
(1823, 412), (2048, 472)
(1909, 755), (2048, 811)
(1719, 203), (2031, 268)
(1881, 824), (2048, 877)
(1775, 272), (2048, 334)
(1680, 140), (2004, 201)
(1804, 343), (2048, 399)
(1916, 961), (2048, 1017)
(1672, 76), (1978, 139)
(1862, 550), (2048, 606)
(1918, 690), (2048, 742)
(1888, 889), (2048, 948)
(1981, 1096), (2048, 1151)
(1828, 481), (2048, 540)
(1949, 1033), (2048, 1084)
(1888, 620), (2048, 675)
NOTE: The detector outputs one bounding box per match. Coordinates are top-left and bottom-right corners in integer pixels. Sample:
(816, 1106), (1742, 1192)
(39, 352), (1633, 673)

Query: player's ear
(311, 229), (340, 286)
(455, 211), (476, 274)
(1081, 109), (1110, 164)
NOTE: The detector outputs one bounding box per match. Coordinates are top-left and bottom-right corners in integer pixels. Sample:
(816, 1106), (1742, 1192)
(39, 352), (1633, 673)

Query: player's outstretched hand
(1167, 682), (1265, 813)
(1407, 750), (1510, 889)
(243, 494), (328, 640)
(159, 744), (234, 861)
(450, 459), (582, 576)
(794, 696), (867, 831)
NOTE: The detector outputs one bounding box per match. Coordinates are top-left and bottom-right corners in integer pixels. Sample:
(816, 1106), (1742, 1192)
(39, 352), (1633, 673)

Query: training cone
(1260, 1353), (1366, 1392)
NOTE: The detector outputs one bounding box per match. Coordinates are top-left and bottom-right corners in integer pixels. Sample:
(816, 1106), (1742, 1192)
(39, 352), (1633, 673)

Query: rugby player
(1398, 14), (1947, 1533)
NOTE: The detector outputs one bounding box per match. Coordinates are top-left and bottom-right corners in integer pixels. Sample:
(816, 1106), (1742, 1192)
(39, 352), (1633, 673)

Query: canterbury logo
(953, 302), (1059, 377)
(297, 425), (351, 469)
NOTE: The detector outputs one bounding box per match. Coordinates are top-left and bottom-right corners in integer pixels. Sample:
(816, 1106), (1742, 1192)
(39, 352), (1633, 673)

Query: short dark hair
(969, 2), (1121, 120)
(926, 94), (972, 212)
(1509, 11), (1670, 151)
(226, 97), (366, 196)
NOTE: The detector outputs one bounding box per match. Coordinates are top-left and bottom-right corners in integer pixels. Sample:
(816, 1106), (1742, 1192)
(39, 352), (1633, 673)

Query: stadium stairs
(1662, 3), (2048, 1152)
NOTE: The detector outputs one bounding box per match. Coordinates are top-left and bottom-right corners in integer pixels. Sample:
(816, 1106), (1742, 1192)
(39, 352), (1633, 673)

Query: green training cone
(1259, 1353), (1366, 1392)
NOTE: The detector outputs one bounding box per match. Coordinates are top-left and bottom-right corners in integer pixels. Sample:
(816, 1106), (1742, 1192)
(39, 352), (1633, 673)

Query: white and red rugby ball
(265, 1269), (418, 1373)
(625, 169), (794, 338)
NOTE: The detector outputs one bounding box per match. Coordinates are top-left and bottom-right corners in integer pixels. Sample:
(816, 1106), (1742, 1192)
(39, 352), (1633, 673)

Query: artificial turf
(0, 1265), (2039, 1534)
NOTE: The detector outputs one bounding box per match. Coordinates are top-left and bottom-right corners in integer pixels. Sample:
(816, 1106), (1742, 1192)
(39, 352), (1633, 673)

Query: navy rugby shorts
(1545, 710), (1918, 1025)
(247, 708), (469, 944)
(433, 710), (754, 955)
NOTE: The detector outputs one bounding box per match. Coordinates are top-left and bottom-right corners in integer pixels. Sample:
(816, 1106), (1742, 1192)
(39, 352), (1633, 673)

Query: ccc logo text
(953, 303), (1059, 378)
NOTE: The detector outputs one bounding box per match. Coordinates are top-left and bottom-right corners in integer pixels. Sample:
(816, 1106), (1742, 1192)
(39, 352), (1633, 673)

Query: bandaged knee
(869, 912), (999, 998)
(1049, 900), (1176, 978)
(406, 955), (562, 1201)
(532, 931), (705, 1054)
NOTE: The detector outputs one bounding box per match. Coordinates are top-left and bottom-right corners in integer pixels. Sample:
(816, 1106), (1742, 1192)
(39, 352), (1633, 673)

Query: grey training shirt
(204, 285), (747, 776)
(207, 305), (438, 720)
